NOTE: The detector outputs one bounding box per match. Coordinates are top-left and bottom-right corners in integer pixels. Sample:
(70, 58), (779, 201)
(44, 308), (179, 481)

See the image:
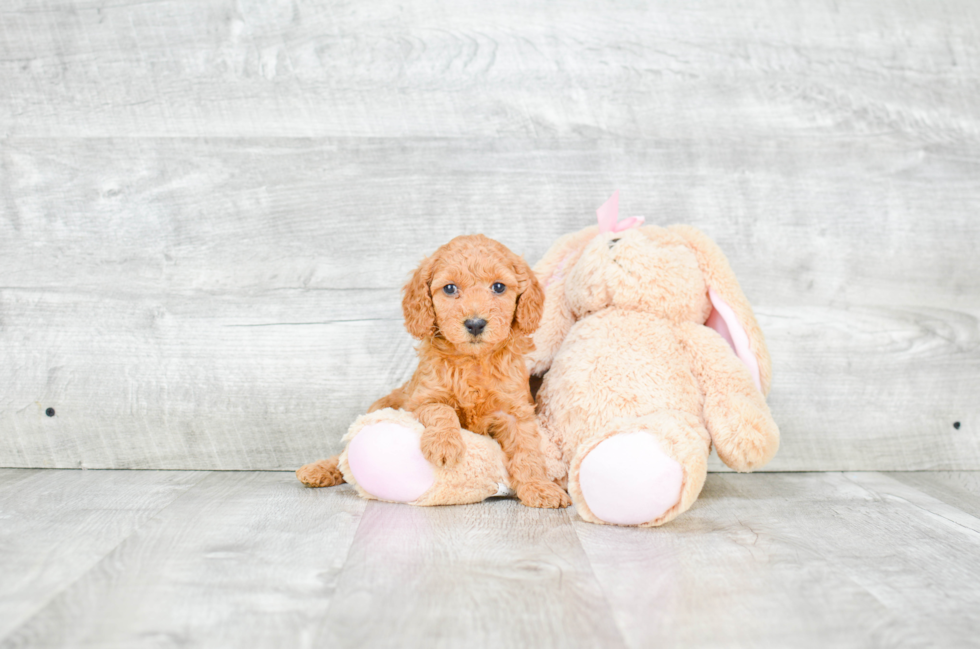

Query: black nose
(465, 318), (487, 336)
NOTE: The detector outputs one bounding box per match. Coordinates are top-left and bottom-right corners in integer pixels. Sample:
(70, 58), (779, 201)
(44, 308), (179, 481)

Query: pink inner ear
(597, 191), (620, 233)
(706, 288), (762, 392)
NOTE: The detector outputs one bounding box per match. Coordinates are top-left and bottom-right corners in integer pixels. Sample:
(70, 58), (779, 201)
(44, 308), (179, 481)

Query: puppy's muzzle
(464, 318), (488, 336)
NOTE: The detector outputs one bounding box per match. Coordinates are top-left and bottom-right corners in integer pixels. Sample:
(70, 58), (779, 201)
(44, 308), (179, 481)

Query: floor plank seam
(565, 509), (633, 649)
(312, 492), (375, 627)
(842, 472), (980, 536)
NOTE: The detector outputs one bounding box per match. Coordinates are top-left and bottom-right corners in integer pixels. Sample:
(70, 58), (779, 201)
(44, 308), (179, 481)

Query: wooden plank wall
(1, 0), (978, 470)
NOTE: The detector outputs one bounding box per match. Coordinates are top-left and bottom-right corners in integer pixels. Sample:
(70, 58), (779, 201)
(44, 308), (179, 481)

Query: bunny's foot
(579, 433), (682, 524)
(569, 411), (709, 527)
(342, 413), (435, 503)
(339, 408), (512, 506)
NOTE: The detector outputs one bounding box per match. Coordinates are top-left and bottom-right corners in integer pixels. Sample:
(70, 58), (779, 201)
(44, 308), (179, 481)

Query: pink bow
(597, 190), (645, 233)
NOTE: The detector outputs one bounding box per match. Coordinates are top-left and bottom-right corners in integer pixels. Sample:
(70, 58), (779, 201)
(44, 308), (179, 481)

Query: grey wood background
(1, 0), (978, 470)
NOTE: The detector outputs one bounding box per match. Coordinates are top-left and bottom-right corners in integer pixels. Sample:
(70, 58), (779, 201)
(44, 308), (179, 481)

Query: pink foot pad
(346, 422), (435, 503)
(579, 432), (684, 525)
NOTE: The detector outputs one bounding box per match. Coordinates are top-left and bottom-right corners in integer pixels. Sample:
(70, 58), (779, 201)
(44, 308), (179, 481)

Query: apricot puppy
(298, 234), (570, 509)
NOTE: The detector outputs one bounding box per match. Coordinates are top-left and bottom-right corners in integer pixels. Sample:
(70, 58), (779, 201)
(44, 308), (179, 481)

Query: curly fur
(298, 234), (569, 509)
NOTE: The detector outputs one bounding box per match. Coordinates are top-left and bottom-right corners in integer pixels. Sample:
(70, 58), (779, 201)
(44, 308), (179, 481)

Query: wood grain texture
(0, 469), (38, 491)
(2, 288), (977, 471)
(2, 0), (980, 471)
(0, 472), (367, 649)
(0, 288), (410, 469)
(314, 498), (627, 649)
(3, 137), (979, 309)
(574, 472), (980, 649)
(2, 470), (980, 648)
(1, 0), (978, 140)
(1, 136), (978, 470)
(747, 305), (980, 471)
(887, 471), (980, 519)
(0, 469), (206, 639)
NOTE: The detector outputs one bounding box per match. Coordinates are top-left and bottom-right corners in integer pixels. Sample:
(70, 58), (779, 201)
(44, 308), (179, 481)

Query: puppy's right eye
(442, 284), (458, 296)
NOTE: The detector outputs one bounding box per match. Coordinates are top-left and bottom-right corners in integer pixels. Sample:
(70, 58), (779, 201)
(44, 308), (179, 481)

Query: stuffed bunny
(527, 192), (779, 526)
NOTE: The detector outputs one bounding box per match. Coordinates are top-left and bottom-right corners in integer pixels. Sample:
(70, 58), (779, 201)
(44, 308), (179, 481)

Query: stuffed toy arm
(670, 225), (779, 471)
(681, 323), (780, 471)
(526, 226), (599, 375)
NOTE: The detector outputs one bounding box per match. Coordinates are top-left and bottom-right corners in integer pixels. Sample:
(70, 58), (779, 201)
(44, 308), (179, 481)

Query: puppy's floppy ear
(668, 225), (772, 395)
(512, 255), (544, 337)
(525, 225), (599, 376)
(402, 254), (436, 340)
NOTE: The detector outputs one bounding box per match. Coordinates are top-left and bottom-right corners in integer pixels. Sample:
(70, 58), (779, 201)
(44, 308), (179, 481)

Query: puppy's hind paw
(517, 481), (572, 509)
(420, 430), (466, 468)
(296, 458), (344, 488)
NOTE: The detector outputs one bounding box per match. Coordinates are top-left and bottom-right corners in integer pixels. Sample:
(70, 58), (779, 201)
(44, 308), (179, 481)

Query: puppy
(298, 234), (570, 509)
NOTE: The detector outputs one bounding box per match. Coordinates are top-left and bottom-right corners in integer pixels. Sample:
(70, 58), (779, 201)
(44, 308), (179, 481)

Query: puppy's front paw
(516, 481), (572, 509)
(420, 429), (466, 468)
(296, 459), (344, 488)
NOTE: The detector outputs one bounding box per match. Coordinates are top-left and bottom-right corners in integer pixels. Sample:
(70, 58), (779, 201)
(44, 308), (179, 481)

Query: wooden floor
(1, 469), (978, 648)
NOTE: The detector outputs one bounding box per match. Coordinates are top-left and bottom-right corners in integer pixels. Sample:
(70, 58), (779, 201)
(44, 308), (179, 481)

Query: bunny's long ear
(526, 226), (599, 375)
(669, 225), (772, 395)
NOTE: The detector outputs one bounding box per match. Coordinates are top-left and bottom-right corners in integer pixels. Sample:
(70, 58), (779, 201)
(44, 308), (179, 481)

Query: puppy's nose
(464, 318), (487, 336)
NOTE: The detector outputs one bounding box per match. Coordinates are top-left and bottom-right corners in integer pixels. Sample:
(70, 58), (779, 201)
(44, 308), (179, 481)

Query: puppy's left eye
(491, 282), (506, 294)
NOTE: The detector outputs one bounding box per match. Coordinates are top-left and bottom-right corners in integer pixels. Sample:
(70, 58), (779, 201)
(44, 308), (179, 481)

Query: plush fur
(529, 223), (780, 526)
(297, 234), (570, 509)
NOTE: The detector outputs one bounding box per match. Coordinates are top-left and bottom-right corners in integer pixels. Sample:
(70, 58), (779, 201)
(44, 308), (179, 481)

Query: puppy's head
(402, 234), (543, 351)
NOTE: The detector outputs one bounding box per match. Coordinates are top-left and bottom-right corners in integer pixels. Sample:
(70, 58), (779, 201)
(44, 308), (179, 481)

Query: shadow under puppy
(297, 234), (571, 509)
